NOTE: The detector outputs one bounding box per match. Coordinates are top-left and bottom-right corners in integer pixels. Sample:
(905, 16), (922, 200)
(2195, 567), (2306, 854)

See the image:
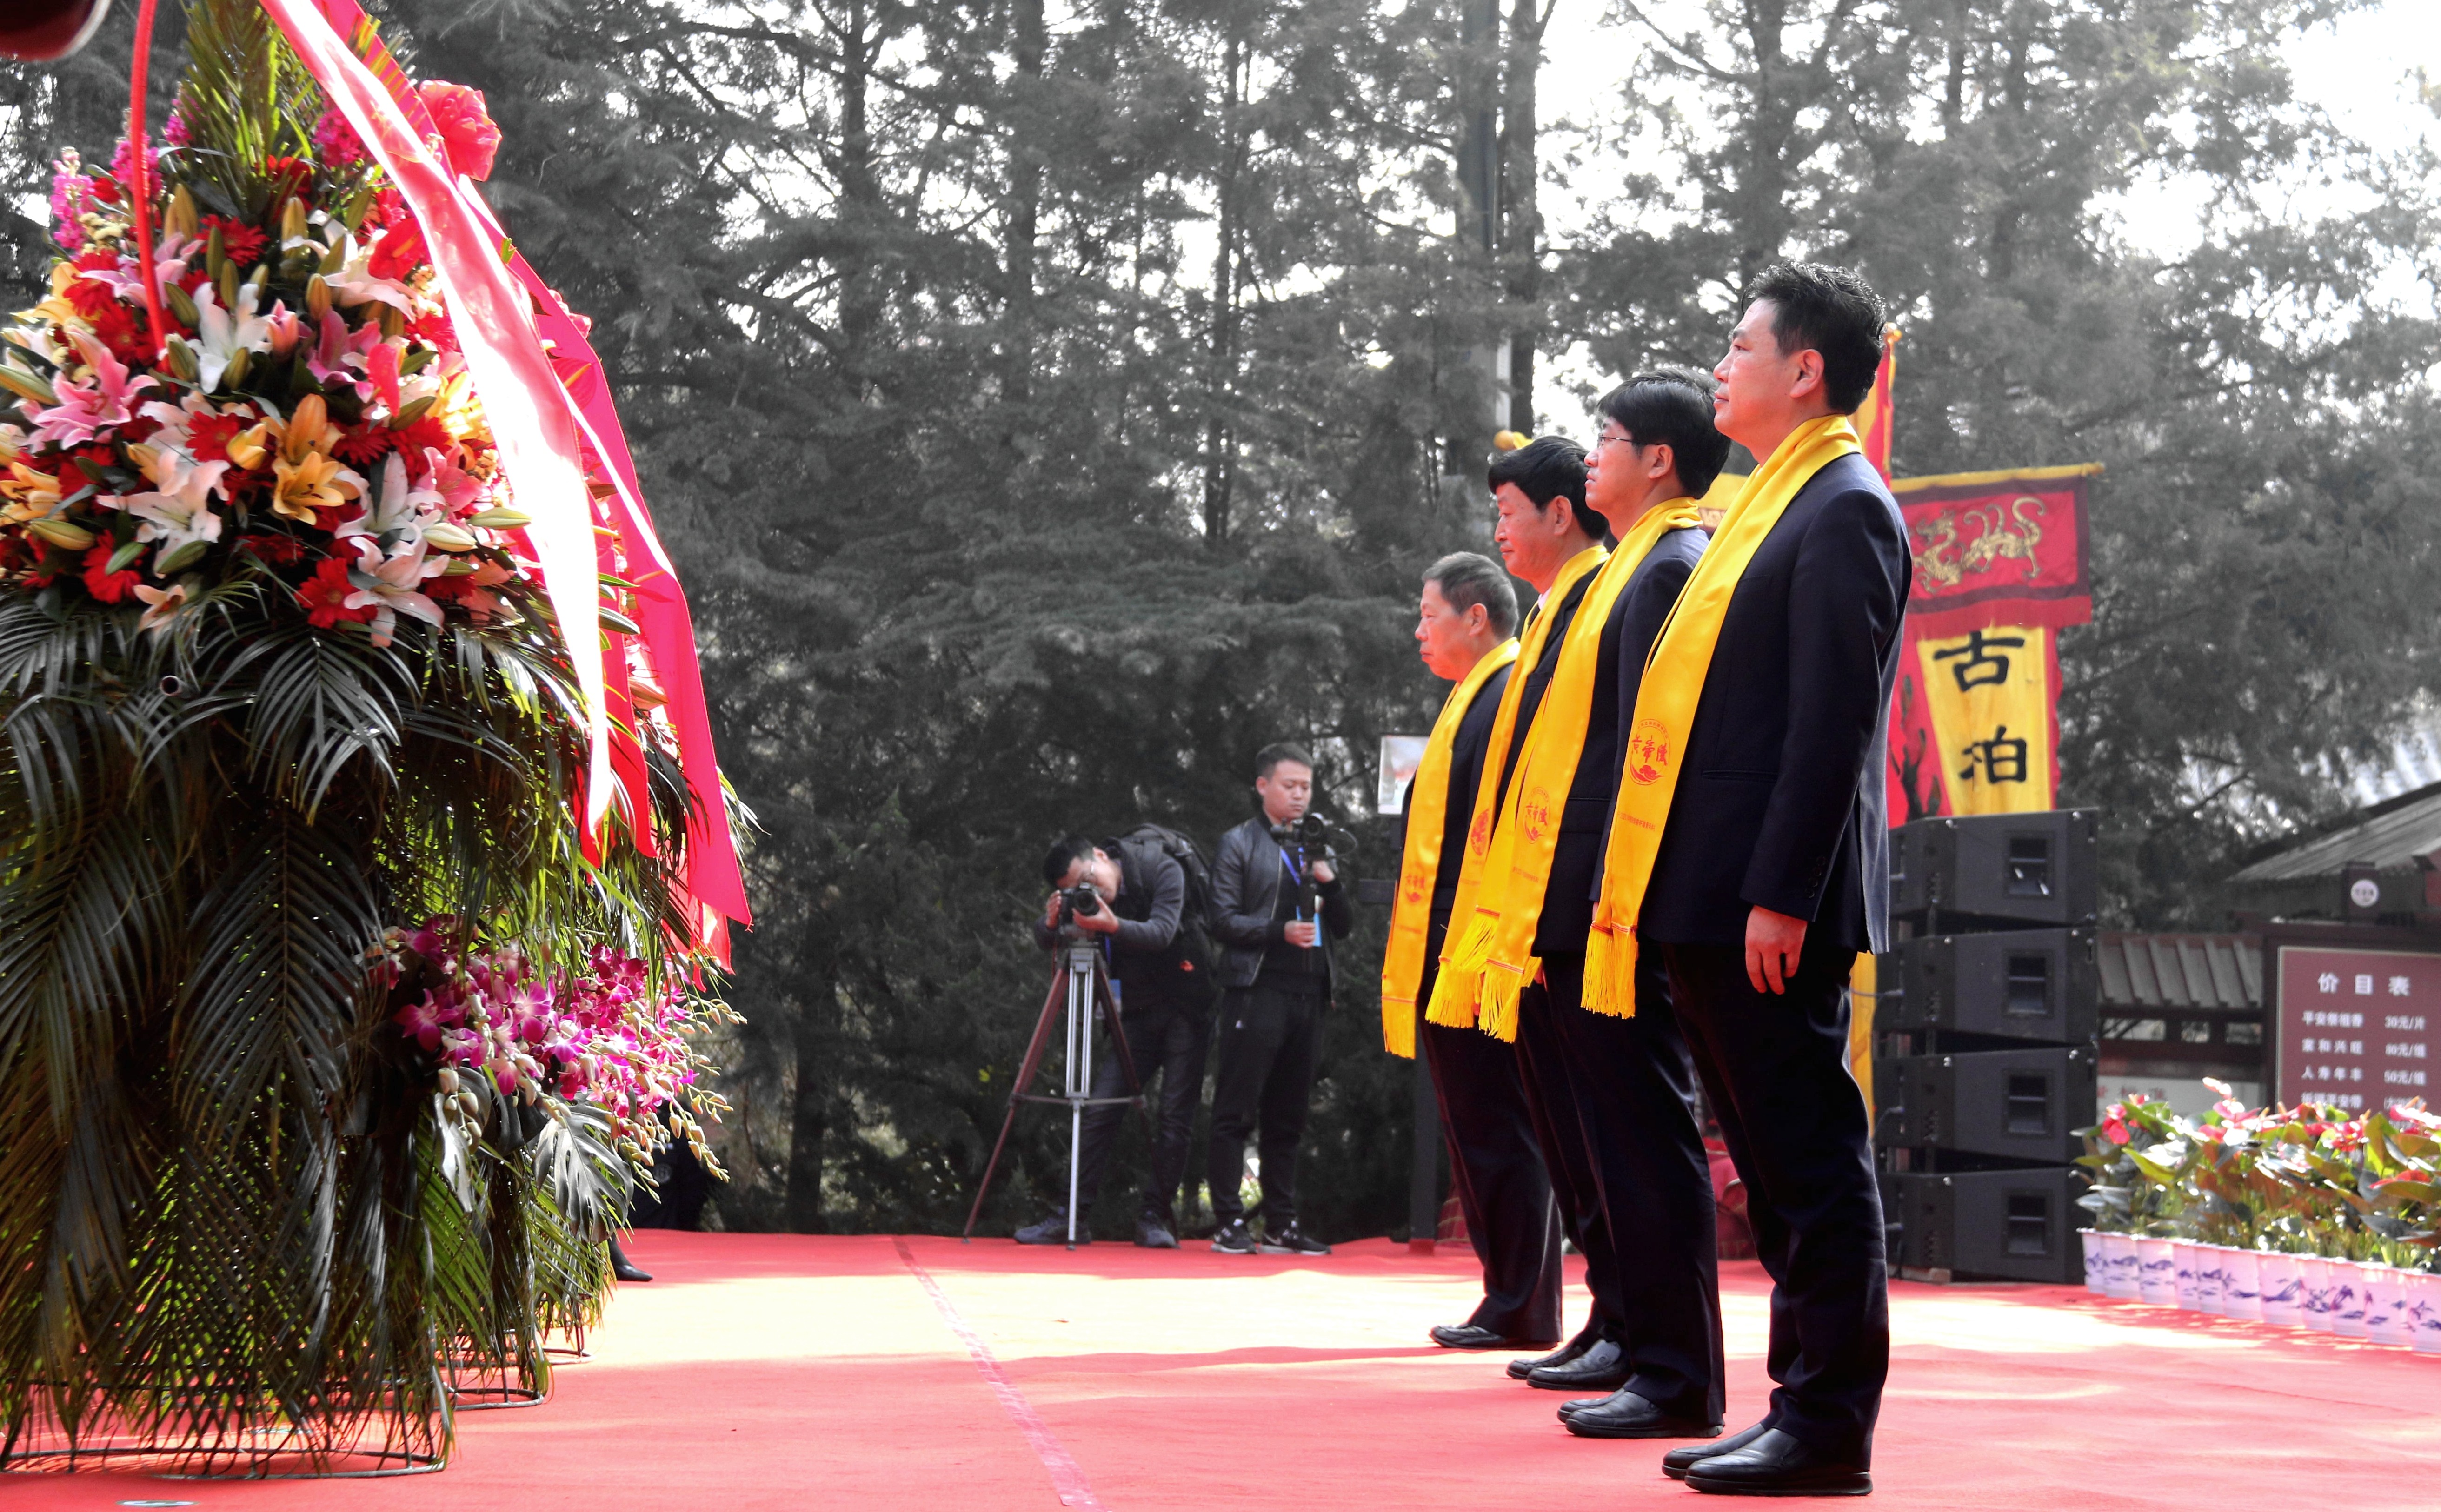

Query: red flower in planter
(417, 82), (500, 181)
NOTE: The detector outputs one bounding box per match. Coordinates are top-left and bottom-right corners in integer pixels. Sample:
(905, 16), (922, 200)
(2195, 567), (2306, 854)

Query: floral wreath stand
(0, 0), (744, 1480)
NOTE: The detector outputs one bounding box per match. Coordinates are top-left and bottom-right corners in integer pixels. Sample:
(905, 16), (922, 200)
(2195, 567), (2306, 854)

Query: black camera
(1058, 883), (1103, 925)
(1268, 813), (1330, 851)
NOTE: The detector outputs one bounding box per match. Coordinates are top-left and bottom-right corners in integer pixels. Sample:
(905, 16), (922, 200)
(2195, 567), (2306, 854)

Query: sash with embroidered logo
(1423, 546), (1606, 1032)
(1458, 502), (1706, 1041)
(1583, 415), (1863, 1016)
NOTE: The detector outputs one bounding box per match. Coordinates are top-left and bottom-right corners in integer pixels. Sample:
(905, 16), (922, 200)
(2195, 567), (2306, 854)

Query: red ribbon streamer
(274, 0), (749, 937)
(259, 0), (613, 829)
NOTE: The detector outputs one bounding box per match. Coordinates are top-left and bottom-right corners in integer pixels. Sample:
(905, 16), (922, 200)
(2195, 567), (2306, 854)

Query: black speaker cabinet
(1874, 1046), (2097, 1163)
(1883, 1167), (2086, 1284)
(1876, 928), (2098, 1046)
(1889, 810), (2099, 930)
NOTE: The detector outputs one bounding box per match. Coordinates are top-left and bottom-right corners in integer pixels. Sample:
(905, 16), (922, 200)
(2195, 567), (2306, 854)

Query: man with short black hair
(1457, 436), (1627, 1369)
(1591, 261), (1907, 1496)
(1207, 743), (1353, 1255)
(1388, 552), (1565, 1351)
(1017, 831), (1215, 1248)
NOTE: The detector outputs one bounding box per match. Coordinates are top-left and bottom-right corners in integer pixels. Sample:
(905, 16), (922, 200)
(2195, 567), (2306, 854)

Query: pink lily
(26, 329), (154, 448)
(306, 308), (381, 398)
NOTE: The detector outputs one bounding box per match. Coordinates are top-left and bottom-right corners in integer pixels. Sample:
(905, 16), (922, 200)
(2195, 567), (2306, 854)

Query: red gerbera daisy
(80, 543), (140, 604)
(300, 555), (374, 629)
(202, 214), (269, 268)
(186, 410), (247, 464)
(334, 428), (397, 467)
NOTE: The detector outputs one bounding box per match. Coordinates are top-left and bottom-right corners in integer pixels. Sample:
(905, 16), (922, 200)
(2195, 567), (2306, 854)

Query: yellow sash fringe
(1381, 638), (1519, 1057)
(1424, 546), (1605, 1032)
(1467, 502), (1705, 1041)
(1582, 416), (1863, 1017)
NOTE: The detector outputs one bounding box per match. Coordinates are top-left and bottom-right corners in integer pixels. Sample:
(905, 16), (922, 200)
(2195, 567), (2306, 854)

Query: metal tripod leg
(963, 966), (1070, 1240)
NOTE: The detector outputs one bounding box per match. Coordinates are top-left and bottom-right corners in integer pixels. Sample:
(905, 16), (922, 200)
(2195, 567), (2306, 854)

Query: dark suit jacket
(1492, 564), (1600, 808)
(1396, 659), (1515, 943)
(1637, 452), (1910, 954)
(1531, 526), (1707, 957)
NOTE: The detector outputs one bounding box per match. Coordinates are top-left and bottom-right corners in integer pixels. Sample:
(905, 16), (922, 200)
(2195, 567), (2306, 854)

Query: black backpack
(1113, 823), (1220, 953)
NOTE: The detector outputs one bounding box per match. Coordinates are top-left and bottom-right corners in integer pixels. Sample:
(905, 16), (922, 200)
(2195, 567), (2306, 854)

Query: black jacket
(1211, 815), (1355, 993)
(1032, 836), (1211, 1010)
(1395, 659), (1514, 945)
(1637, 451), (1910, 954)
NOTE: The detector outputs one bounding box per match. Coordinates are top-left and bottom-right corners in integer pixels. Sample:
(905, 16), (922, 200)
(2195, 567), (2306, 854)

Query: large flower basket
(0, 0), (746, 1476)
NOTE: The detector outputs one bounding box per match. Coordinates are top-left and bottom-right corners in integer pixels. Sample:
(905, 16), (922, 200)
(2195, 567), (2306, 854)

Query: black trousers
(1658, 939), (1889, 1463)
(1513, 961), (1626, 1343)
(1206, 982), (1325, 1229)
(1545, 952), (1724, 1423)
(1066, 991), (1212, 1228)
(1420, 961), (1563, 1342)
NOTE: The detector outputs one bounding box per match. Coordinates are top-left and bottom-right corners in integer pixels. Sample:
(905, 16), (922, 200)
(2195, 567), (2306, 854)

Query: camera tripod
(963, 935), (1149, 1248)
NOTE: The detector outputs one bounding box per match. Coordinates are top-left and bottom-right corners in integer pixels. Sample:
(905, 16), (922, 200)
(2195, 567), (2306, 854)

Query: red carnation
(300, 556), (374, 629)
(202, 214), (268, 267)
(80, 543), (141, 604)
(416, 82), (501, 181)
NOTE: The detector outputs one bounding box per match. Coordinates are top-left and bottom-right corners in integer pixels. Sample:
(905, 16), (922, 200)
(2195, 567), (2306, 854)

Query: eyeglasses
(1595, 431), (1640, 452)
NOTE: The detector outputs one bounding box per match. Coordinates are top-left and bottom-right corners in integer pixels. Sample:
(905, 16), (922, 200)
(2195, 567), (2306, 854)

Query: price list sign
(2276, 946), (2441, 1112)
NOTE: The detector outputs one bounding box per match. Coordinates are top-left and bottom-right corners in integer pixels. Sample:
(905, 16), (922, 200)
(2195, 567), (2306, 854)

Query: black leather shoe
(1508, 1333), (1594, 1381)
(1663, 1421), (1771, 1479)
(1528, 1337), (1628, 1391)
(1430, 1323), (1553, 1350)
(1560, 1389), (1721, 1440)
(1683, 1428), (1870, 1496)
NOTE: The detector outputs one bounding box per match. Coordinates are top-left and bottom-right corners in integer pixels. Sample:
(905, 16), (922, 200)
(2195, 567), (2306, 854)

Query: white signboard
(1378, 736), (1428, 815)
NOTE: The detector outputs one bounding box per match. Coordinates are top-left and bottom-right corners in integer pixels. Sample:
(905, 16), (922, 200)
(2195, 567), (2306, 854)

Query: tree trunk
(838, 0), (885, 376)
(1202, 27), (1247, 547)
(782, 980), (832, 1232)
(1500, 0), (1547, 434)
(1002, 0), (1045, 421)
(1735, 0), (1794, 290)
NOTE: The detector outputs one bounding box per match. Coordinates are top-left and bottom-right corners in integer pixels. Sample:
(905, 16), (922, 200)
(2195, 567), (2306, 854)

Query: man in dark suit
(1403, 552), (1565, 1352)
(1539, 369), (1732, 1440)
(1471, 436), (1633, 1389)
(1643, 263), (1909, 1498)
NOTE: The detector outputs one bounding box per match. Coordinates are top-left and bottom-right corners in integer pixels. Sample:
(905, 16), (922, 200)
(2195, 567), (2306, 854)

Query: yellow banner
(1915, 624), (2056, 813)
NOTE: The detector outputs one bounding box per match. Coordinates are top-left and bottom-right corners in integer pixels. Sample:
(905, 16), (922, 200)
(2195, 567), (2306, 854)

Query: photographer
(1016, 830), (1215, 1248)
(1205, 743), (1353, 1256)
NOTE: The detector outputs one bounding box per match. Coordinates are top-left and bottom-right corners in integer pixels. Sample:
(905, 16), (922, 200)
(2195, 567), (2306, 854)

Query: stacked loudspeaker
(1875, 811), (2100, 1284)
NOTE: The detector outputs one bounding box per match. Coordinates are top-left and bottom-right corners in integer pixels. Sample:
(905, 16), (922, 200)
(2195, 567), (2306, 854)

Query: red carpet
(5, 1231), (2438, 1510)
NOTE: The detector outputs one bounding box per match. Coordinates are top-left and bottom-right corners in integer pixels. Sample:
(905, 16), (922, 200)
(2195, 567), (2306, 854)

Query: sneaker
(1211, 1220), (1257, 1254)
(1016, 1214), (1088, 1246)
(1135, 1214), (1178, 1249)
(1258, 1223), (1331, 1256)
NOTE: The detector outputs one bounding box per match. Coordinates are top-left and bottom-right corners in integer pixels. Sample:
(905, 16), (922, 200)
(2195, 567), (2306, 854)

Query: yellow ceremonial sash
(1380, 638), (1520, 1057)
(1445, 503), (1707, 1041)
(1583, 414), (1863, 1016)
(1423, 545), (1606, 1032)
